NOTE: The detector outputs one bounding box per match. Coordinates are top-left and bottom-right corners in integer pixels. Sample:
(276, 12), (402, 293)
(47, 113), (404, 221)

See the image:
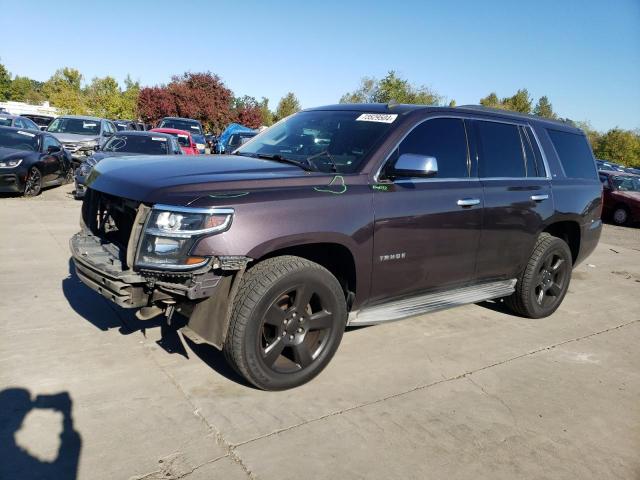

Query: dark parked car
(0, 114), (41, 131)
(157, 117), (203, 135)
(596, 159), (625, 172)
(70, 104), (602, 390)
(0, 126), (72, 196)
(21, 114), (56, 131)
(599, 171), (640, 225)
(74, 131), (182, 199)
(47, 115), (118, 165)
(113, 120), (140, 131)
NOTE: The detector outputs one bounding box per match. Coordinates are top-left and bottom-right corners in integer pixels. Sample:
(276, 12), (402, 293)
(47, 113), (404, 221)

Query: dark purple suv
(70, 104), (602, 390)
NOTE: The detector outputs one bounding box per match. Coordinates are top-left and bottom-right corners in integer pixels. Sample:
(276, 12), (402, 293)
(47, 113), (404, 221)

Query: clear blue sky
(1, 0), (638, 131)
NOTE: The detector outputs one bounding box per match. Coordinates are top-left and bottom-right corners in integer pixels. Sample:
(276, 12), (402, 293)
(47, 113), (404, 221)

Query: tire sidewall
(24, 166), (42, 197)
(241, 267), (346, 390)
(526, 239), (572, 318)
(612, 207), (628, 226)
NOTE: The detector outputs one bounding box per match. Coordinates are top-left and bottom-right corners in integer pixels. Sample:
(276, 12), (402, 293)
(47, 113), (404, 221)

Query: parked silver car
(47, 116), (118, 164)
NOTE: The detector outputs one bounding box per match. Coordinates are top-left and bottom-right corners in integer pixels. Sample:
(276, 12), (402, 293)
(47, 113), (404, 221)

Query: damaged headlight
(136, 204), (233, 269)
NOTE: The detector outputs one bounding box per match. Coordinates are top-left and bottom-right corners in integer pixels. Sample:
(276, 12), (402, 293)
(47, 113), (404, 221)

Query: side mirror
(103, 131), (113, 137)
(392, 154), (438, 178)
(47, 145), (62, 154)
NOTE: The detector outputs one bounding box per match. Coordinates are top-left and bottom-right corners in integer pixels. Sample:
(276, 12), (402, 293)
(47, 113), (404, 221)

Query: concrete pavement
(1, 184), (638, 479)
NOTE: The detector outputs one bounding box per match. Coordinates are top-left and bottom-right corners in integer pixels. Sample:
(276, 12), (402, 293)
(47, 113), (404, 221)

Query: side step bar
(347, 279), (517, 326)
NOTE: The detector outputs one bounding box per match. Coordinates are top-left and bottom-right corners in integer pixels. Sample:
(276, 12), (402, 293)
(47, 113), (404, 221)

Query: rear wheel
(612, 206), (629, 226)
(223, 255), (347, 390)
(505, 233), (572, 318)
(24, 166), (42, 197)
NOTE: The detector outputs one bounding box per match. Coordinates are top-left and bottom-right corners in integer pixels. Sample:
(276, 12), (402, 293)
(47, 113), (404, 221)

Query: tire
(612, 206), (629, 226)
(23, 166), (42, 197)
(505, 233), (572, 319)
(223, 255), (347, 390)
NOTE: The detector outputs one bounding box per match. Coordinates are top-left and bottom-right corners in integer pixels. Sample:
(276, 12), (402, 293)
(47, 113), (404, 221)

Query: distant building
(0, 100), (59, 117)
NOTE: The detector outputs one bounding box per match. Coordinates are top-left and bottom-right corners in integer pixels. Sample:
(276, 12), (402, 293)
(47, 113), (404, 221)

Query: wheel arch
(542, 220), (581, 264)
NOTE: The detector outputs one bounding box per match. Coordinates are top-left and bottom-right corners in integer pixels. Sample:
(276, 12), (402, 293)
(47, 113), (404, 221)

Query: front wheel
(505, 233), (572, 318)
(612, 206), (629, 226)
(24, 166), (42, 197)
(223, 255), (347, 390)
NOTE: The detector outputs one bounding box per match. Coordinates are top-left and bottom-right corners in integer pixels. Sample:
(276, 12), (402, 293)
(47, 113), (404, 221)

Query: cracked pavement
(1, 184), (639, 479)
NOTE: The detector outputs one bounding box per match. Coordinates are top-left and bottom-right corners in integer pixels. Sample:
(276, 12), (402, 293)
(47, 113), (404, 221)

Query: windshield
(192, 134), (205, 144)
(159, 119), (202, 134)
(103, 135), (170, 154)
(0, 129), (39, 151)
(48, 118), (101, 135)
(236, 110), (396, 173)
(114, 122), (131, 131)
(0, 117), (13, 126)
(612, 176), (640, 192)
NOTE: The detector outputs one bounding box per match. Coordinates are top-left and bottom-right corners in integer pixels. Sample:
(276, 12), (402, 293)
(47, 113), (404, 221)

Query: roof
(160, 117), (202, 123)
(113, 130), (174, 138)
(0, 114), (19, 119)
(150, 127), (193, 136)
(0, 125), (45, 136)
(57, 115), (106, 121)
(304, 103), (582, 133)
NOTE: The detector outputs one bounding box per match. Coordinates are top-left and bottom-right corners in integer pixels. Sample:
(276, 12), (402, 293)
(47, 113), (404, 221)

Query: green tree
(479, 92), (501, 109)
(120, 75), (140, 119)
(593, 128), (640, 167)
(275, 92), (301, 121)
(533, 95), (555, 119)
(0, 62), (11, 101)
(43, 68), (86, 114)
(85, 76), (123, 118)
(502, 89), (532, 113)
(259, 97), (273, 126)
(9, 76), (45, 104)
(340, 71), (442, 105)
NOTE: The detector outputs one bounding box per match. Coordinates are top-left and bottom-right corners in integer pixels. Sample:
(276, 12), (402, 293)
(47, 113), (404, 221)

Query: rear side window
(397, 118), (469, 178)
(547, 129), (597, 179)
(477, 121), (525, 178)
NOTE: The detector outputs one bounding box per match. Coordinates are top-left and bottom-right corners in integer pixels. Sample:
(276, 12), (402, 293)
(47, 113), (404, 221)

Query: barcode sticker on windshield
(83, 122), (97, 127)
(17, 130), (35, 137)
(190, 126), (198, 129)
(356, 113), (398, 123)
(151, 137), (167, 141)
(178, 134), (188, 138)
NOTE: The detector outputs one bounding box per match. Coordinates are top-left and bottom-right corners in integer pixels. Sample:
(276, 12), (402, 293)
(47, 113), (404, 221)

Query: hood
(0, 147), (35, 161)
(614, 190), (640, 203)
(86, 154), (320, 205)
(49, 132), (100, 144)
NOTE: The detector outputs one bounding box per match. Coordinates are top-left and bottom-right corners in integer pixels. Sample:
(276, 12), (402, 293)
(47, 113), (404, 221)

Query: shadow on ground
(62, 258), (252, 387)
(0, 387), (81, 480)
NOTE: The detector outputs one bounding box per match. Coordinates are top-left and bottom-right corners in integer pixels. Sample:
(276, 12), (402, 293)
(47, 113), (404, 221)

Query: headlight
(136, 205), (233, 269)
(79, 141), (98, 155)
(0, 159), (22, 168)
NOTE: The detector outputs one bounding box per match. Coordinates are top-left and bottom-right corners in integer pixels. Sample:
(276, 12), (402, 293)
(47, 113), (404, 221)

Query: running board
(347, 279), (517, 326)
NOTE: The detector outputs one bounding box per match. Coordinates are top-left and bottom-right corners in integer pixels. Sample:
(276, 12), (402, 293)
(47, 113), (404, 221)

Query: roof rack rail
(455, 104), (577, 127)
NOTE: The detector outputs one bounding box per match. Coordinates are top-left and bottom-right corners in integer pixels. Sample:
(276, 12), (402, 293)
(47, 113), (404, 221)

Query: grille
(81, 189), (143, 265)
(63, 142), (80, 151)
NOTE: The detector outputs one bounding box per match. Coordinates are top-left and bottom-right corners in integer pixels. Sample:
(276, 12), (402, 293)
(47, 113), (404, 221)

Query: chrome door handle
(457, 198), (480, 207)
(530, 194), (549, 202)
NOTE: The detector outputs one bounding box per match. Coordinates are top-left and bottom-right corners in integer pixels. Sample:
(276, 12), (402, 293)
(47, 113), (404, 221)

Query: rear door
(472, 119), (554, 281)
(40, 135), (65, 181)
(370, 117), (483, 303)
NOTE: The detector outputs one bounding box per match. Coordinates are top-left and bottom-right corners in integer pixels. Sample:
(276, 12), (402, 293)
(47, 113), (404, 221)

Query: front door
(370, 117), (482, 304)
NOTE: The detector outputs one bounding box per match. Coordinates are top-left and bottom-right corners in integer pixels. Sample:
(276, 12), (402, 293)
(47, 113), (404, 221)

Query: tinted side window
(42, 136), (59, 151)
(477, 121), (525, 178)
(547, 129), (597, 179)
(397, 118), (469, 178)
(14, 119), (25, 128)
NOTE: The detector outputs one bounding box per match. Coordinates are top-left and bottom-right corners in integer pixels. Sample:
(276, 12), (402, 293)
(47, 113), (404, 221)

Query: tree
(233, 95), (263, 129)
(43, 68), (86, 114)
(479, 92), (501, 109)
(85, 76), (122, 118)
(259, 97), (274, 126)
(137, 86), (177, 125)
(593, 128), (640, 167)
(275, 92), (301, 121)
(502, 89), (532, 113)
(533, 96), (555, 119)
(121, 75), (140, 120)
(340, 71), (442, 105)
(0, 62), (11, 101)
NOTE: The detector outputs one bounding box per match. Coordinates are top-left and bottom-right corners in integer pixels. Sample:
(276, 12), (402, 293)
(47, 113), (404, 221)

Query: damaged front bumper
(69, 230), (224, 309)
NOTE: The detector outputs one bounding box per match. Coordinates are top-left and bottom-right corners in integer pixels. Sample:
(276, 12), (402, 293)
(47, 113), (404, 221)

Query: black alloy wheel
(224, 256), (347, 390)
(24, 167), (42, 197)
(505, 233), (573, 318)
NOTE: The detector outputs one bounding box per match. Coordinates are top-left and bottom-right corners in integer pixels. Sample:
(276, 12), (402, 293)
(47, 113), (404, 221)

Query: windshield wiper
(253, 153), (316, 172)
(306, 150), (338, 173)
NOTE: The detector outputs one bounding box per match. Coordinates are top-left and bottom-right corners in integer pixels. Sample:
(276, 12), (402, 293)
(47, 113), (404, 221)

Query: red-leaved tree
(233, 95), (263, 129)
